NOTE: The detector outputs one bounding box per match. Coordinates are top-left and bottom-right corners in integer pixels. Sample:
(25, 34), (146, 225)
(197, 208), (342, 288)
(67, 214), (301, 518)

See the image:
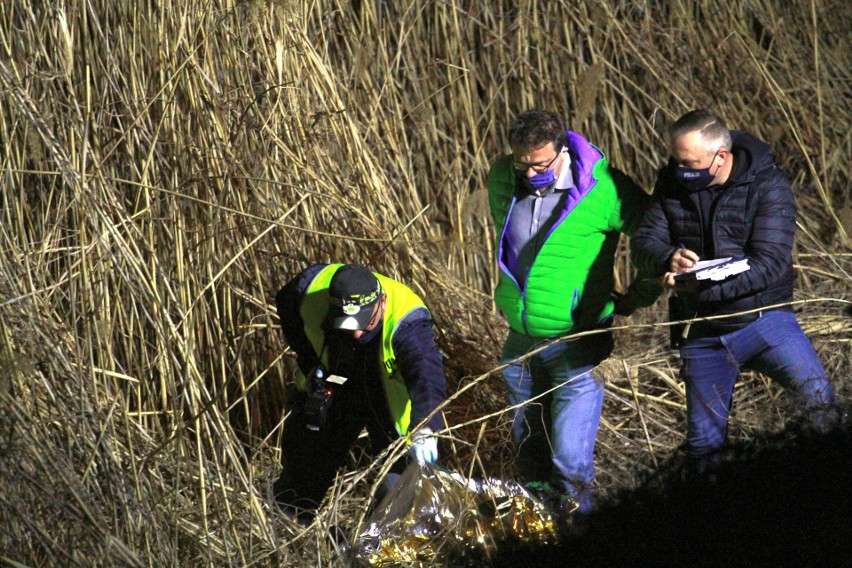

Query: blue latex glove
(409, 428), (438, 465)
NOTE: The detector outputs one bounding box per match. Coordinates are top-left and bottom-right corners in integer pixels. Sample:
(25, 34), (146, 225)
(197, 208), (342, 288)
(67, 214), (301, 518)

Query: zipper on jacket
(499, 192), (533, 334)
(570, 288), (579, 327)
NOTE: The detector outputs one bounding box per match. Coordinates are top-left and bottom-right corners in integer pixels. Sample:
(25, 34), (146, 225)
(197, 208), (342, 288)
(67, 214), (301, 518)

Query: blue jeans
(680, 310), (837, 475)
(501, 328), (613, 513)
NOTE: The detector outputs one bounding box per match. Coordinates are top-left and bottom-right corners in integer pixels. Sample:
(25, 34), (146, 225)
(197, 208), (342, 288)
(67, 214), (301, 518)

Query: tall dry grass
(0, 0), (849, 565)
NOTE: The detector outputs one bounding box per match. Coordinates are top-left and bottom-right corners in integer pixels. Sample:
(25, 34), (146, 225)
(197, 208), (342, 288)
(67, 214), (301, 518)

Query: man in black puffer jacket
(632, 109), (841, 479)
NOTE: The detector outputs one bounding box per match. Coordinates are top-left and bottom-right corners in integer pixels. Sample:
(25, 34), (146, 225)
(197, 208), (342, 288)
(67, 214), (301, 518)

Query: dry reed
(0, 0), (849, 565)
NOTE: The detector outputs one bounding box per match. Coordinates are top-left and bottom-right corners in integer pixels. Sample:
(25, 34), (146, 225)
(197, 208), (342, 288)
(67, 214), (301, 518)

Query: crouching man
(272, 263), (448, 519)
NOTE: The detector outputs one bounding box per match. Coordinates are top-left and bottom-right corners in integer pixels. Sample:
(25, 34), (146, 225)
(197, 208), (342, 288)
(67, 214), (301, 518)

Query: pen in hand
(672, 243), (699, 273)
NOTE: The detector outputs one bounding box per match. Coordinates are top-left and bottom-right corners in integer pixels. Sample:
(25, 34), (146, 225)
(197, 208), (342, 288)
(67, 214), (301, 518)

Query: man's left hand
(612, 291), (640, 316)
(662, 272), (699, 292)
(409, 428), (438, 465)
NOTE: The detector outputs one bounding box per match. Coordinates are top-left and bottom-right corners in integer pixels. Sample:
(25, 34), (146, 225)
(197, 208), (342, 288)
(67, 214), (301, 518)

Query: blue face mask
(518, 168), (556, 194)
(673, 151), (720, 192)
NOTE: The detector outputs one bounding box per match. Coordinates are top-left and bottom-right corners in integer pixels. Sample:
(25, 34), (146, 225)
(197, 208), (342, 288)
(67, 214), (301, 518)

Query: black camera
(303, 366), (347, 431)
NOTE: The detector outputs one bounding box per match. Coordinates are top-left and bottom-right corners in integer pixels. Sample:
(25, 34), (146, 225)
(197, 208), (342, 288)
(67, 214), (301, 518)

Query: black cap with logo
(327, 265), (382, 330)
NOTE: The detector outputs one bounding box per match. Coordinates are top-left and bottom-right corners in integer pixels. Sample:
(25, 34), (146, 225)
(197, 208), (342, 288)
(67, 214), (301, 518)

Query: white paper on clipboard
(674, 257), (750, 282)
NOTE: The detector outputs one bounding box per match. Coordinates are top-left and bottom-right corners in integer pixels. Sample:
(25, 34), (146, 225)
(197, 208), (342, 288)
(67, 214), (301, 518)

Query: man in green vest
(487, 109), (658, 519)
(272, 263), (448, 519)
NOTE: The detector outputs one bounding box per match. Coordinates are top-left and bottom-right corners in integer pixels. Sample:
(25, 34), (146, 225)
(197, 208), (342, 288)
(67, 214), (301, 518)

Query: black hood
(724, 130), (777, 186)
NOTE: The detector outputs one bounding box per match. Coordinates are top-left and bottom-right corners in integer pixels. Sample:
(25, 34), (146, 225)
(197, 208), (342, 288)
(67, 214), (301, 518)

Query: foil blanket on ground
(352, 463), (575, 566)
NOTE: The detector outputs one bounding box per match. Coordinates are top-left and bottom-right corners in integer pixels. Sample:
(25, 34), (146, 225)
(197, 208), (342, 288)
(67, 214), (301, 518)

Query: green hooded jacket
(488, 131), (652, 337)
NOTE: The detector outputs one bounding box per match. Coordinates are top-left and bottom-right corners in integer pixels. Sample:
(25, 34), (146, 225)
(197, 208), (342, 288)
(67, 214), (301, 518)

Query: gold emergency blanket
(352, 463), (575, 566)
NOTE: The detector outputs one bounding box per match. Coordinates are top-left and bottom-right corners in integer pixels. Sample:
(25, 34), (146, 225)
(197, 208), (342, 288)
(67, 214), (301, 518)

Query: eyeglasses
(512, 149), (562, 174)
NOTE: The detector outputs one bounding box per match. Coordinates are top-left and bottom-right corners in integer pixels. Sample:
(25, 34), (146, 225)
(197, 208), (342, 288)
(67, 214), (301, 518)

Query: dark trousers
(273, 390), (403, 511)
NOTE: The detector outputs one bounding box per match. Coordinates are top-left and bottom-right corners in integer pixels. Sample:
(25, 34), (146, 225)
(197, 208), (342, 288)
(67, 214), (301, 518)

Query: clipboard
(674, 257), (750, 282)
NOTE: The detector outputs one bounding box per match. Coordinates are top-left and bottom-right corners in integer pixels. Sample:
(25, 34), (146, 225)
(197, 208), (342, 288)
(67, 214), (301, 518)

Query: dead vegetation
(0, 0), (849, 565)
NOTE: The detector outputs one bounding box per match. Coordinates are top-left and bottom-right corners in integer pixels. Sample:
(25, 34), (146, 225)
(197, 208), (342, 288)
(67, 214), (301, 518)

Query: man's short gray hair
(669, 109), (732, 153)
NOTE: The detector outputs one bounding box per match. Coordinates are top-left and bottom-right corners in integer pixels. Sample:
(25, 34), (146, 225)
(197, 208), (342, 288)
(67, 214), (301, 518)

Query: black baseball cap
(327, 264), (383, 330)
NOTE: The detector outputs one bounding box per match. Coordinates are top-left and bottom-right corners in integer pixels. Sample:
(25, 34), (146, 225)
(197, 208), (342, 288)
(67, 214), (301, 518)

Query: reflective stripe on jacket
(296, 263), (427, 435)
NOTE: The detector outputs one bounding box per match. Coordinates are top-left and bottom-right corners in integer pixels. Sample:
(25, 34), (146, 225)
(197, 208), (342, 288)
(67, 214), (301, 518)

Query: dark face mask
(672, 151), (720, 192)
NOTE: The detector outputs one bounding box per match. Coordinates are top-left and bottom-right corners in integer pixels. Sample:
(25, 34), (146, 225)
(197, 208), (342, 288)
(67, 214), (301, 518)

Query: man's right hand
(664, 246), (701, 290)
(670, 247), (699, 273)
